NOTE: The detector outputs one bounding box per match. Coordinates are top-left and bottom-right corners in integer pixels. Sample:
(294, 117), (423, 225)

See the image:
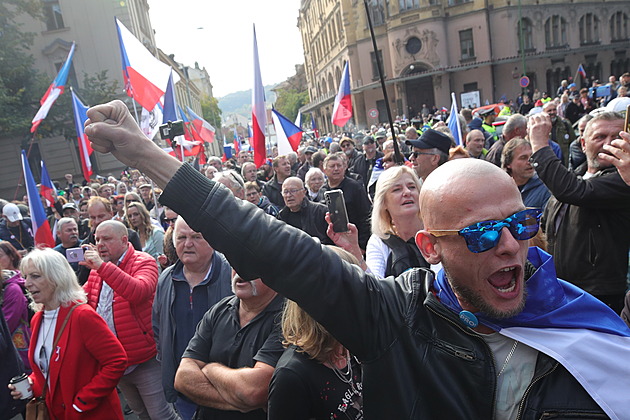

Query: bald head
(419, 159), (522, 229)
(96, 220), (128, 237)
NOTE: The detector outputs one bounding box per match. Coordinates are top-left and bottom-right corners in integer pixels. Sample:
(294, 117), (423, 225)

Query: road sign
(368, 108), (379, 119)
(519, 76), (530, 88)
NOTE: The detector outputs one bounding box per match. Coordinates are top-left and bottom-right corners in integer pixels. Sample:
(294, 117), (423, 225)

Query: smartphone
(625, 104), (630, 133)
(66, 247), (85, 263)
(325, 189), (350, 233)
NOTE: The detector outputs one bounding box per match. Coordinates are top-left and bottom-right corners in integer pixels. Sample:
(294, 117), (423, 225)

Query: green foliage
(200, 95), (222, 131)
(0, 0), (45, 136)
(79, 70), (120, 106)
(274, 88), (309, 123)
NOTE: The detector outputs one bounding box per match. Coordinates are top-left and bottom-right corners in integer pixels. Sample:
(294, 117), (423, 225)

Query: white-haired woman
(8, 249), (127, 419)
(366, 165), (428, 277)
(305, 167), (326, 202)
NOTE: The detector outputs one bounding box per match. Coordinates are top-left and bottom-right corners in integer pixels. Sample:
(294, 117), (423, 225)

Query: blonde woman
(126, 202), (164, 261)
(268, 247), (363, 419)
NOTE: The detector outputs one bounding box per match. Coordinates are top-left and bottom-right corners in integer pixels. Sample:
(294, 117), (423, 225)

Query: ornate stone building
(298, 0), (629, 133)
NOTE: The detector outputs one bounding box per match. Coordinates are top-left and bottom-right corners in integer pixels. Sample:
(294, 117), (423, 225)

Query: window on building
(517, 18), (534, 51)
(43, 0), (65, 31)
(368, 0), (386, 26)
(459, 29), (475, 60)
(463, 82), (478, 92)
(399, 0), (420, 12)
(579, 13), (600, 45)
(371, 50), (385, 80)
(448, 0), (473, 5)
(544, 15), (567, 48)
(610, 11), (629, 41)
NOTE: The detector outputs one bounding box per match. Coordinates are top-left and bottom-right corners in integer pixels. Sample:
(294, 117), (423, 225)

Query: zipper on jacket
(515, 362), (559, 420)
(538, 411), (608, 419)
(426, 303), (498, 420)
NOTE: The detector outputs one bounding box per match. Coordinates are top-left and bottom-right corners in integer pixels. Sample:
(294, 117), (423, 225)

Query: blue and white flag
(446, 92), (462, 145)
(434, 247), (630, 420)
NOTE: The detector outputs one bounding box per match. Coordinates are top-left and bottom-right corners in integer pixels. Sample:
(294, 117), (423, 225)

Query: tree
(0, 0), (46, 137)
(274, 88), (309, 123)
(200, 94), (222, 132)
(79, 70), (120, 106)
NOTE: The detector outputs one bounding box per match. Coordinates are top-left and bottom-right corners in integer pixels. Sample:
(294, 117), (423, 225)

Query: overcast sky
(149, 0), (304, 98)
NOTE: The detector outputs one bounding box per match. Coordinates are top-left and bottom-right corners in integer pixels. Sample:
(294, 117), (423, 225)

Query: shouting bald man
(84, 100), (629, 420)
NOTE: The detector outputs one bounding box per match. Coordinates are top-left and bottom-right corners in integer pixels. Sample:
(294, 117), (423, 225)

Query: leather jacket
(160, 164), (606, 420)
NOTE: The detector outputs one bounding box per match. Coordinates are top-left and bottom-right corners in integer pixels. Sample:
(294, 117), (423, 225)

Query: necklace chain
(497, 340), (518, 377)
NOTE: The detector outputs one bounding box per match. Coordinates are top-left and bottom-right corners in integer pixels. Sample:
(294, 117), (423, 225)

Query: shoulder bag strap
(40, 303), (85, 399)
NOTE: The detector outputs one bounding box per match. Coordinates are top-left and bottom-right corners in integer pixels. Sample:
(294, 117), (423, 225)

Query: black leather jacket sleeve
(160, 164), (412, 362)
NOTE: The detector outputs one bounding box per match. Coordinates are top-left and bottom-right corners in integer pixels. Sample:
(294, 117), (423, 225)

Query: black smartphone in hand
(325, 189), (350, 233)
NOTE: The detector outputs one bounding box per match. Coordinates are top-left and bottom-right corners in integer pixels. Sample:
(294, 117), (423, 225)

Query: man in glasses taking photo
(84, 100), (629, 420)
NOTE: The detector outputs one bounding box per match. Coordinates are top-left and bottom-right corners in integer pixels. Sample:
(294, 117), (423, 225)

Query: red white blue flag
(271, 109), (303, 156)
(186, 106), (216, 143)
(577, 63), (587, 78)
(115, 17), (171, 111)
(252, 25), (267, 167)
(446, 92), (462, 146)
(21, 151), (55, 248)
(332, 61), (353, 127)
(31, 42), (76, 133)
(71, 91), (93, 182)
(311, 114), (319, 138)
(39, 160), (56, 208)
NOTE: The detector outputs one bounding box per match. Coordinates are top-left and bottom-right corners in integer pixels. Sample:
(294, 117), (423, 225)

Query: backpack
(1, 274), (36, 322)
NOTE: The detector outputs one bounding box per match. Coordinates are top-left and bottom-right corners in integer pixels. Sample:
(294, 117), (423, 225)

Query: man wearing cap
(351, 136), (384, 189)
(339, 137), (361, 172)
(139, 183), (155, 211)
(0, 203), (34, 253)
(565, 92), (584, 124)
(480, 108), (499, 147)
(374, 129), (388, 151)
(62, 202), (90, 241)
(406, 128), (451, 181)
(297, 146), (318, 181)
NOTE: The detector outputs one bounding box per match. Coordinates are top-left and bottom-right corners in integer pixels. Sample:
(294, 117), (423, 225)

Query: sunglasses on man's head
(429, 208), (542, 253)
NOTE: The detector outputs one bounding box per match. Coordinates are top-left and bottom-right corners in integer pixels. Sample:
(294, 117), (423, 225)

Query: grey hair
(57, 217), (77, 233)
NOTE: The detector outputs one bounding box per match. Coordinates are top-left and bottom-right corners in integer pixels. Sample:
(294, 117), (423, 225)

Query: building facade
(298, 0), (630, 133)
(1, 0), (218, 199)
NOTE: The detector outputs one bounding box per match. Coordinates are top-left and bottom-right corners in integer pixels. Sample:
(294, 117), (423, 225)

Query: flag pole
(363, 0), (403, 164)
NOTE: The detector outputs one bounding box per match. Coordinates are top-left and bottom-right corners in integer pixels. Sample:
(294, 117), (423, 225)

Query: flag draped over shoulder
(332, 61), (352, 127)
(271, 109), (303, 156)
(31, 42), (76, 133)
(21, 152), (55, 248)
(446, 92), (462, 146)
(252, 25), (267, 167)
(434, 247), (630, 420)
(71, 91), (93, 182)
(115, 17), (171, 111)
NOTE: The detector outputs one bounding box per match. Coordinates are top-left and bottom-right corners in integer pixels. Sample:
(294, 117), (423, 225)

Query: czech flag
(271, 109), (303, 156)
(40, 160), (57, 208)
(71, 91), (93, 182)
(21, 152), (55, 248)
(294, 110), (302, 129)
(446, 92), (462, 145)
(186, 106), (216, 143)
(31, 42), (76, 134)
(252, 25), (267, 167)
(331, 61), (352, 127)
(311, 113), (319, 138)
(162, 70), (178, 124)
(577, 63), (587, 79)
(115, 17), (171, 111)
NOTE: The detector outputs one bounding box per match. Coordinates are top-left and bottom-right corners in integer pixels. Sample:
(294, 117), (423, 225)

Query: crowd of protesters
(1, 72), (630, 419)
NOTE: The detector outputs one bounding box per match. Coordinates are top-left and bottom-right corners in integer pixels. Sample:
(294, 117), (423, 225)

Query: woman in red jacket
(9, 249), (127, 419)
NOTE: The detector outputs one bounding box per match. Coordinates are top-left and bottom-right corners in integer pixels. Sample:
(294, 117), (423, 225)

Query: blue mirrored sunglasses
(429, 208), (542, 253)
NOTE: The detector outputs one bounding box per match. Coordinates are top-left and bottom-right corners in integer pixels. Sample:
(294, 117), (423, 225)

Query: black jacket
(533, 146), (630, 295)
(261, 175), (284, 208)
(160, 164), (606, 420)
(278, 199), (332, 245)
(350, 151), (384, 189)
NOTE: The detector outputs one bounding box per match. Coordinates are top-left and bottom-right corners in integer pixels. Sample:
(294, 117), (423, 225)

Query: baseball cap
(62, 202), (78, 211)
(405, 129), (451, 155)
(362, 136), (375, 145)
(2, 203), (23, 223)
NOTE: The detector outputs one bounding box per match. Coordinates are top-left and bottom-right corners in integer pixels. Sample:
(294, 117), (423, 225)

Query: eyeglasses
(164, 217), (178, 225)
(429, 208), (542, 253)
(410, 151), (436, 159)
(282, 188), (304, 196)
